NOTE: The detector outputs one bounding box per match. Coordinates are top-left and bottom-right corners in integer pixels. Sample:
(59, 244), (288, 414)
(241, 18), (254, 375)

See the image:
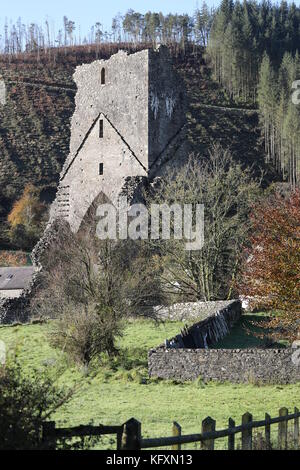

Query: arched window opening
(101, 68), (106, 85)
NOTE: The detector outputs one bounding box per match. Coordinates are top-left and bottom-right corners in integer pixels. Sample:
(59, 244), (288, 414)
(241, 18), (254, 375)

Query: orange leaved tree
(7, 184), (44, 228)
(0, 251), (27, 267)
(239, 189), (300, 341)
(7, 185), (46, 250)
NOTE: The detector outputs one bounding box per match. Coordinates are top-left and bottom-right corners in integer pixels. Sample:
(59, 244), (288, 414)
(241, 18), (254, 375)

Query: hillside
(176, 54), (269, 172)
(0, 44), (277, 248)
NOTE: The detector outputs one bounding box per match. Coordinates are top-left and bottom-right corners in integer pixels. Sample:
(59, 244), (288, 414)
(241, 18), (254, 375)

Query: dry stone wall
(153, 300), (240, 322)
(148, 299), (300, 384)
(154, 300), (241, 349)
(148, 348), (300, 384)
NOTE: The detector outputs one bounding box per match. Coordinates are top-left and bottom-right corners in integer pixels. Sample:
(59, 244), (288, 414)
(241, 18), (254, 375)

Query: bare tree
(145, 145), (261, 302)
(32, 207), (165, 365)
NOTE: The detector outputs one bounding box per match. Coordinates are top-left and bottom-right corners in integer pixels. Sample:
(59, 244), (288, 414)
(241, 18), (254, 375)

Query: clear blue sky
(0, 0), (220, 37)
(1, 1), (299, 40)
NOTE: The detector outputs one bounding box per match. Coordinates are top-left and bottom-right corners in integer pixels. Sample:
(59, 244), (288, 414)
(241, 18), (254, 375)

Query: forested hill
(208, 0), (300, 186)
(1, 0), (300, 249)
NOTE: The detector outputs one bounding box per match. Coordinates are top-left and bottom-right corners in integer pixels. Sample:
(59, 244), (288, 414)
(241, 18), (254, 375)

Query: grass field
(0, 316), (298, 449)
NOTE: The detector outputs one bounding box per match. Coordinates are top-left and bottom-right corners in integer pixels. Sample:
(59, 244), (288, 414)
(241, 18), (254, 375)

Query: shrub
(32, 219), (165, 366)
(0, 250), (27, 267)
(0, 357), (73, 450)
(9, 223), (40, 251)
(49, 304), (123, 367)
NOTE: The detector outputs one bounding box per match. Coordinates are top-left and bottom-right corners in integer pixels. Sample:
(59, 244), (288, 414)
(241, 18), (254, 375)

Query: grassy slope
(0, 318), (299, 449)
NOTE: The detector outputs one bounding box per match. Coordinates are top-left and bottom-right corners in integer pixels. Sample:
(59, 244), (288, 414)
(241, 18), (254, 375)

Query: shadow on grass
(212, 313), (286, 349)
(103, 347), (148, 372)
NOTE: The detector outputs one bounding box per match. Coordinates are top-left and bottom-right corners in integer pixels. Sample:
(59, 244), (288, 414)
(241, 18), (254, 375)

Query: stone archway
(77, 190), (114, 238)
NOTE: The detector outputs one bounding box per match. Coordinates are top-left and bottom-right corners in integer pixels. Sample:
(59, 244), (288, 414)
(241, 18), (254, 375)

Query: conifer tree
(257, 53), (278, 163)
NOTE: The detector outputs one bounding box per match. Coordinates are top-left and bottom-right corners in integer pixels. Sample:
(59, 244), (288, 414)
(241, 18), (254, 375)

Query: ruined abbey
(50, 45), (187, 232)
(1, 45), (187, 323)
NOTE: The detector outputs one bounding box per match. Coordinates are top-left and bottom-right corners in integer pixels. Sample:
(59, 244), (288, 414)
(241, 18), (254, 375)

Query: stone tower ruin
(1, 46), (187, 323)
(50, 46), (186, 233)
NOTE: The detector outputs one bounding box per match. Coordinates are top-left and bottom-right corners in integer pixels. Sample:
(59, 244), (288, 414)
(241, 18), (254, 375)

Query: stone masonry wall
(148, 46), (186, 169)
(50, 49), (149, 232)
(0, 268), (41, 324)
(0, 296), (31, 324)
(153, 300), (241, 349)
(148, 348), (300, 384)
(50, 46), (186, 233)
(153, 300), (240, 322)
(148, 299), (300, 384)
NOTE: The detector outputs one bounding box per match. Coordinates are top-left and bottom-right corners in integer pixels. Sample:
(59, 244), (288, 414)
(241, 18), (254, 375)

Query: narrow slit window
(99, 119), (104, 138)
(101, 67), (105, 85)
(99, 163), (104, 175)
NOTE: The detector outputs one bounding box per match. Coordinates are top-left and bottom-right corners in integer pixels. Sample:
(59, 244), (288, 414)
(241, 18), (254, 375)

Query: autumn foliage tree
(7, 184), (46, 250)
(240, 189), (300, 341)
(0, 251), (27, 267)
(8, 184), (43, 228)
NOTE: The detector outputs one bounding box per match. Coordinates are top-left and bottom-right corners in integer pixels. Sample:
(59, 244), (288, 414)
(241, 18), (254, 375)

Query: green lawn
(0, 317), (298, 449)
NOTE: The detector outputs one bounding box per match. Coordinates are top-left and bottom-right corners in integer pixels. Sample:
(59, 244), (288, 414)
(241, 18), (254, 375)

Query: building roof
(0, 267), (37, 290)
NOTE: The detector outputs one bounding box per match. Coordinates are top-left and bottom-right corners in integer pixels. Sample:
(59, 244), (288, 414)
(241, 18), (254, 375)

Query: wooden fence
(41, 422), (123, 450)
(42, 406), (300, 450)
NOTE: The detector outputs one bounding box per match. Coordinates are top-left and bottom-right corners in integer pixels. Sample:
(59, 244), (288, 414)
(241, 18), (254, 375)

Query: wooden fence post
(201, 417), (216, 450)
(278, 407), (288, 450)
(265, 413), (271, 450)
(41, 421), (56, 450)
(294, 407), (299, 450)
(116, 429), (123, 450)
(228, 418), (235, 450)
(241, 412), (252, 450)
(121, 418), (141, 450)
(172, 422), (182, 451)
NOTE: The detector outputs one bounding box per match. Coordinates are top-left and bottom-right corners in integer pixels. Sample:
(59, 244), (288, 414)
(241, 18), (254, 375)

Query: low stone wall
(148, 348), (300, 384)
(158, 300), (241, 349)
(0, 289), (23, 299)
(153, 300), (239, 322)
(0, 295), (31, 324)
(0, 269), (41, 325)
